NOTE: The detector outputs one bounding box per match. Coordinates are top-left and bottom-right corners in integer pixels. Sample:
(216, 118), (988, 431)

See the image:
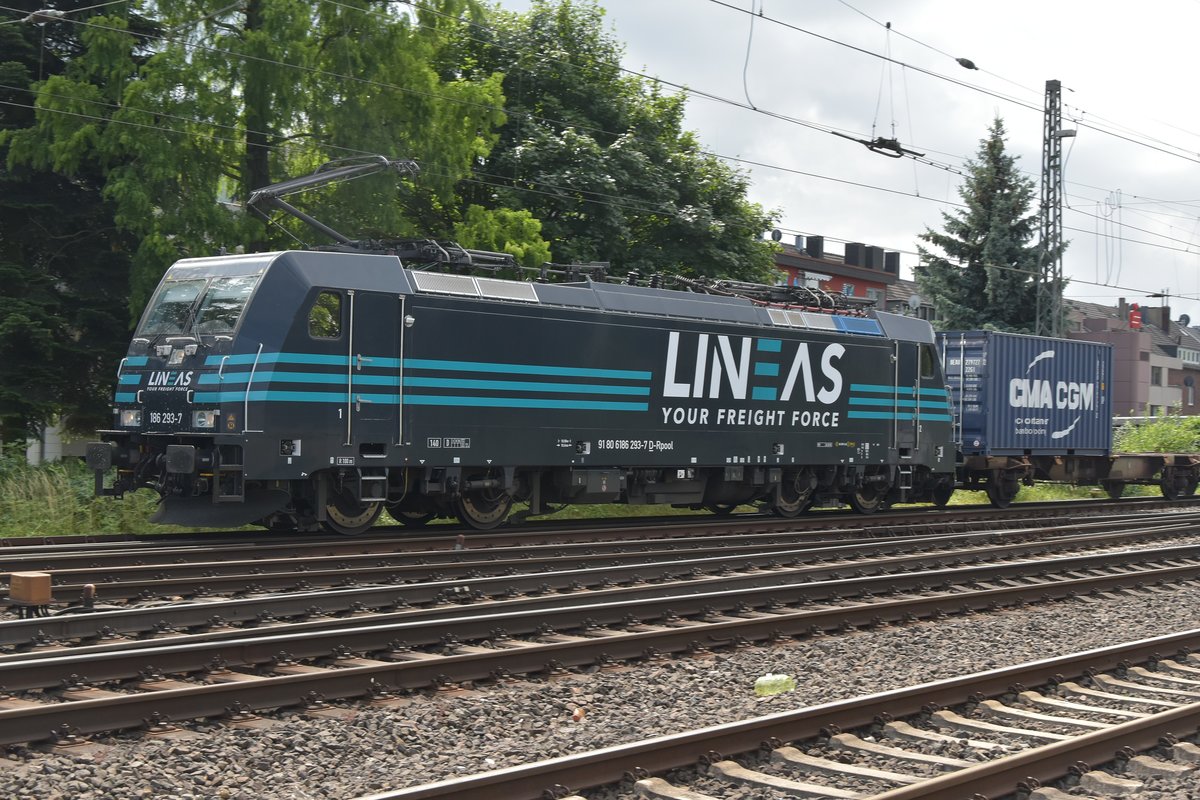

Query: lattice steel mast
(1036, 79), (1069, 337)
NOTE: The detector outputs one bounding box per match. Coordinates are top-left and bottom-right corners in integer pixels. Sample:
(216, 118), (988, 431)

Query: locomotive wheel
(1100, 479), (1125, 500)
(322, 493), (383, 535)
(771, 469), (814, 517)
(455, 488), (513, 530)
(847, 483), (886, 514)
(931, 483), (954, 508)
(387, 506), (437, 528)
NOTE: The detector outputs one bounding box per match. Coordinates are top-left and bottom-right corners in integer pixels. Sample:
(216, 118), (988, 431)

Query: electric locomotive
(86, 158), (958, 533)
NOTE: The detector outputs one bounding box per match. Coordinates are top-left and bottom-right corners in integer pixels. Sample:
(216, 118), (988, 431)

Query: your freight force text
(660, 407), (840, 428)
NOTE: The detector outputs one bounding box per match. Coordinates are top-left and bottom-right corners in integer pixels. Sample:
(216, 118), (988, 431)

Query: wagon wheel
(455, 486), (513, 530)
(1160, 477), (1179, 501)
(985, 472), (1020, 509)
(931, 482), (954, 508)
(1159, 467), (1190, 501)
(1099, 479), (1125, 500)
(771, 469), (814, 518)
(322, 491), (383, 535)
(705, 503), (738, 516)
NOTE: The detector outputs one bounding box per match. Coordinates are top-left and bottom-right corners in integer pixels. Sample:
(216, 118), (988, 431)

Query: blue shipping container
(937, 331), (1113, 456)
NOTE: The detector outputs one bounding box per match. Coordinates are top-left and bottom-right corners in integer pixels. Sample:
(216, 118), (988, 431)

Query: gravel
(3, 583), (1200, 799)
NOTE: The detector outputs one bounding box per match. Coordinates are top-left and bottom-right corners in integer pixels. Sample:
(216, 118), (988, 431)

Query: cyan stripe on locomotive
(89, 249), (957, 530)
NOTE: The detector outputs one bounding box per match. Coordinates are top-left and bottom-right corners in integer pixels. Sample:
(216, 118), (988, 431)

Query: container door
(346, 291), (403, 454)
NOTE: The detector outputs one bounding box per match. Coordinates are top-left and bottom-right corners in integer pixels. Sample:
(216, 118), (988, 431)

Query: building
(773, 235), (898, 306)
(771, 234), (935, 320)
(1064, 298), (1200, 417)
(767, 232), (1199, 418)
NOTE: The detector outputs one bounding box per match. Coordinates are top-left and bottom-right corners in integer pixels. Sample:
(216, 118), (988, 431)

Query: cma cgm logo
(662, 332), (844, 403)
(1008, 350), (1096, 410)
(147, 370), (194, 387)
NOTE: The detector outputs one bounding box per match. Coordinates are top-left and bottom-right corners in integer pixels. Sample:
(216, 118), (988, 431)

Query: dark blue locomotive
(85, 248), (958, 532)
(85, 158), (959, 532)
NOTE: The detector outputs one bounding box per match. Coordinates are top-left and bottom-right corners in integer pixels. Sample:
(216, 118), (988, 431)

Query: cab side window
(919, 344), (936, 379)
(309, 291), (342, 339)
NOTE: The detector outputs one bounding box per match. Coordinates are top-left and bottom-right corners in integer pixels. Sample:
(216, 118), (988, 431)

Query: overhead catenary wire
(4, 2), (1199, 301)
(708, 0), (1200, 166)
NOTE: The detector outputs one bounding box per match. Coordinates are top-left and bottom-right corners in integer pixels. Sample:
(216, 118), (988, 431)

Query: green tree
(459, 0), (777, 280)
(6, 0), (518, 317)
(914, 117), (1050, 332)
(453, 204), (552, 268)
(0, 3), (141, 443)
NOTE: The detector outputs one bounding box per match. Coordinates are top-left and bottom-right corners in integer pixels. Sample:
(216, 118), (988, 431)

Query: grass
(0, 455), (1160, 538)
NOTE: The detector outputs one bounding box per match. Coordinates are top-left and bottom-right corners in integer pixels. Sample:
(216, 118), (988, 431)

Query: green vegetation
(1114, 415), (1200, 453)
(1, 0), (778, 443)
(0, 451), (191, 537)
(914, 117), (1053, 333)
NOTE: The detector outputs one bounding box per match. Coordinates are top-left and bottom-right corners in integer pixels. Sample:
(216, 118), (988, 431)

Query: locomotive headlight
(192, 409), (219, 429)
(119, 409), (143, 427)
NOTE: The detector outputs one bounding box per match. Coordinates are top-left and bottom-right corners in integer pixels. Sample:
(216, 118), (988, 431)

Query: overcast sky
(500, 0), (1200, 324)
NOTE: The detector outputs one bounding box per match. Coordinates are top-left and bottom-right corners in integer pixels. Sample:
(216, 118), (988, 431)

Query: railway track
(1, 515), (1200, 751)
(6, 494), (1196, 553)
(358, 630), (1200, 800)
(5, 505), (1200, 609)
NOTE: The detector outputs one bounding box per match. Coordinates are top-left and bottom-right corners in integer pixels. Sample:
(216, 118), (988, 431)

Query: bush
(0, 453), (187, 537)
(1114, 415), (1200, 453)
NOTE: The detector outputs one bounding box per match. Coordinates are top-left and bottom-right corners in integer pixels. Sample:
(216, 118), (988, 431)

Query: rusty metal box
(9, 571), (52, 604)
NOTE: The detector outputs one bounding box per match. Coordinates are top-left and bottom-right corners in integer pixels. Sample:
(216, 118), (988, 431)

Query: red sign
(1130, 303), (1142, 329)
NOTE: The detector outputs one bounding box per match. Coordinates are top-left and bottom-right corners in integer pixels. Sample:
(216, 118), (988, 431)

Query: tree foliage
(458, 0), (778, 280)
(0, 0), (781, 441)
(914, 118), (1049, 332)
(0, 2), (140, 443)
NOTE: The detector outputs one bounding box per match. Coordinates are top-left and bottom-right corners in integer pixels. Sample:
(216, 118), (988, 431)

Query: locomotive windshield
(193, 275), (259, 333)
(138, 274), (260, 336)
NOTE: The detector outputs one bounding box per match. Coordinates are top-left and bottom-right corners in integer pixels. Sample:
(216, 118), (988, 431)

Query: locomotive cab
(87, 254), (280, 527)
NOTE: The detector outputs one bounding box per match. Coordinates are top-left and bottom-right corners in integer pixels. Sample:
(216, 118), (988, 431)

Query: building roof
(773, 242), (898, 286)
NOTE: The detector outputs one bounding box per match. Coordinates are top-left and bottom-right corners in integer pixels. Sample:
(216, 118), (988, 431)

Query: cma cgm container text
(937, 331), (1113, 456)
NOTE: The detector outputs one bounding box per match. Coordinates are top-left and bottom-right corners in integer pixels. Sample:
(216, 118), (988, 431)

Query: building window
(1151, 366), (1163, 386)
(866, 288), (881, 302)
(841, 283), (854, 296)
(1188, 385), (1196, 406)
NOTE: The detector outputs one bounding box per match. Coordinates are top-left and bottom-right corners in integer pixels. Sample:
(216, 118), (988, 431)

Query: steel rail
(1, 555), (1200, 742)
(355, 628), (1200, 800)
(2, 494), (1193, 555)
(27, 517), (1196, 607)
(15, 510), (1199, 587)
(2, 517), (1196, 648)
(868, 704), (1200, 799)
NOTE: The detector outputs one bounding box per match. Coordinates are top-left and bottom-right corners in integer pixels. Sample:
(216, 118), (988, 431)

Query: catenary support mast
(1036, 79), (1068, 337)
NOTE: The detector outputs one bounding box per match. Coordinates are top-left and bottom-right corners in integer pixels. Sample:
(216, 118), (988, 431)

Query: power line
(5, 3), (1199, 284)
(709, 0), (1200, 166)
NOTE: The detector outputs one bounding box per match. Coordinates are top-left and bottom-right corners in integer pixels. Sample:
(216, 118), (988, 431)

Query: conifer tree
(914, 117), (1052, 332)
